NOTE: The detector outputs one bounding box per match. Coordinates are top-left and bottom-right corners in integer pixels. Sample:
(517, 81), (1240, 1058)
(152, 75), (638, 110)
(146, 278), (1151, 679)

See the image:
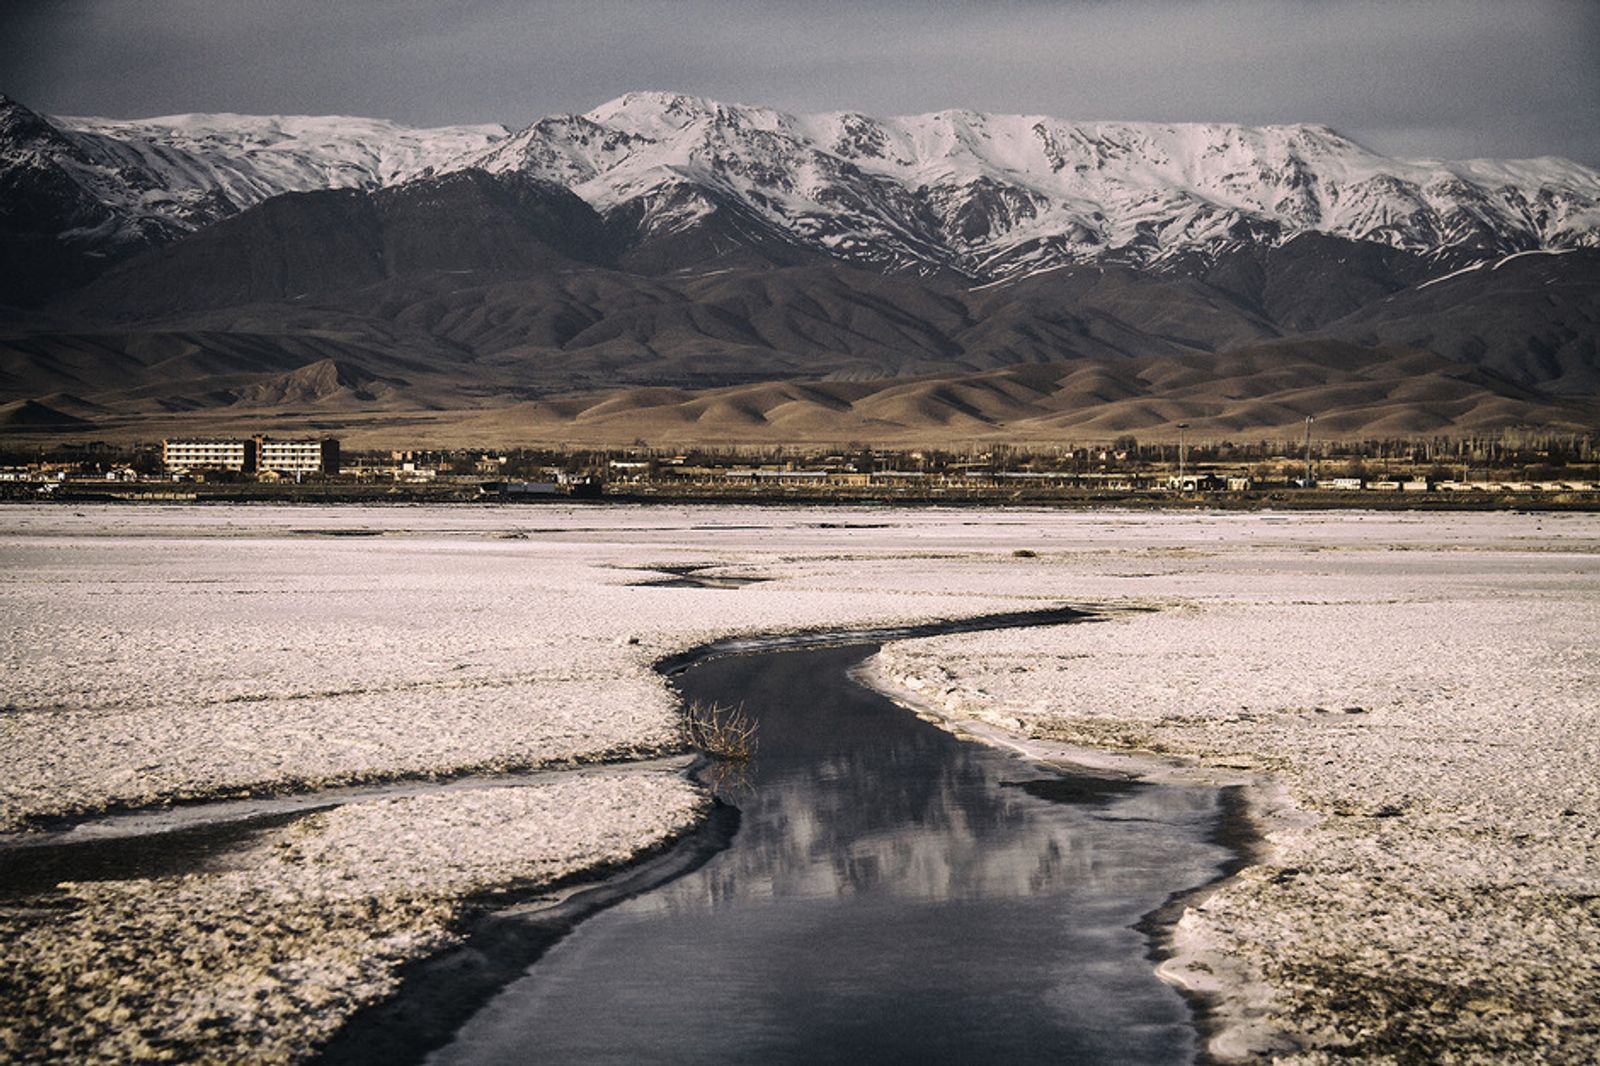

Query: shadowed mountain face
(62, 170), (614, 317)
(5, 246), (1594, 445)
(0, 99), (173, 306)
(3, 94), (1598, 443)
(1184, 233), (1438, 332)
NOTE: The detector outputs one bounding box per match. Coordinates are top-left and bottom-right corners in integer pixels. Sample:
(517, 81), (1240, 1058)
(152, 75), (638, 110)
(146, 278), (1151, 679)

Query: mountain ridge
(6, 90), (1600, 307)
(476, 91), (1600, 279)
(2, 92), (1597, 444)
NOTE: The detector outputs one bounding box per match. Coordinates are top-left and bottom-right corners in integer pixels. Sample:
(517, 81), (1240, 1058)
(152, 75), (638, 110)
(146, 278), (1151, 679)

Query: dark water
(429, 643), (1233, 1065)
(0, 808), (327, 897)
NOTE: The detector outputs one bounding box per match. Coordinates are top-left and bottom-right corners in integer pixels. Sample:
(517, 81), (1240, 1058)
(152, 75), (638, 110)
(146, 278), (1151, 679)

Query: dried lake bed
(1, 504), (1596, 1062)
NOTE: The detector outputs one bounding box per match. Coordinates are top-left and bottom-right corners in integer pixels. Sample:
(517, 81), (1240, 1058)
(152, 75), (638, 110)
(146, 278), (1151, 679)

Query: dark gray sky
(5, 0), (1598, 164)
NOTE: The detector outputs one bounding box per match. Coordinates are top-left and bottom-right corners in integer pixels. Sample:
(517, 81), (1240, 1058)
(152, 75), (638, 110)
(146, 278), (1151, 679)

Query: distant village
(1, 432), (1598, 502)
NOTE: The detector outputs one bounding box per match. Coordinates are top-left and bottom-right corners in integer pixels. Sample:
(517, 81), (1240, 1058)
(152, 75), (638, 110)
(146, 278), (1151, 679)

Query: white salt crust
(0, 774), (707, 1062)
(868, 512), (1600, 1062)
(2, 504), (1596, 1061)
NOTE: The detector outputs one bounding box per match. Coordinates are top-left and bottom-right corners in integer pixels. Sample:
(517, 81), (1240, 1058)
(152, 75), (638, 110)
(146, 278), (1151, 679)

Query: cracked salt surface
(2, 504), (1596, 1062)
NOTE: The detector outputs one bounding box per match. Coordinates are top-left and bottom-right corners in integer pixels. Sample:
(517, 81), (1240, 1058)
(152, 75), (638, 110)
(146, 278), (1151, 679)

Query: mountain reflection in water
(432, 643), (1232, 1065)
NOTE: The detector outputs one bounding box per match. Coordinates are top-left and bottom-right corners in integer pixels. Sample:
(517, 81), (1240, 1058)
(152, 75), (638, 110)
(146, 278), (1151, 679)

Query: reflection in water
(433, 644), (1232, 1065)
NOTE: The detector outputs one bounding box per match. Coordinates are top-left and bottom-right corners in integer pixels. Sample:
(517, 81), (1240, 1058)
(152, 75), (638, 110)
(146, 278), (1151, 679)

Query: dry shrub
(681, 700), (758, 762)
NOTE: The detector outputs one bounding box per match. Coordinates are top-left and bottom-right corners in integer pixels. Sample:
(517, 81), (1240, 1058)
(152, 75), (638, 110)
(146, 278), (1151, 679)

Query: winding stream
(417, 633), (1238, 1064)
(3, 608), (1245, 1063)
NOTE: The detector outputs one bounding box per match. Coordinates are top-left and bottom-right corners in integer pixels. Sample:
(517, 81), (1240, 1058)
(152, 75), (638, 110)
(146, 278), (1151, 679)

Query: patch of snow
(1415, 259), (1492, 289)
(1491, 247), (1576, 270)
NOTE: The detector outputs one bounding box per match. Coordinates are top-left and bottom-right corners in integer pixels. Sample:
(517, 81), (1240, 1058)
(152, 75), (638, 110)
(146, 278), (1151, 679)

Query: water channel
(416, 637), (1239, 1065)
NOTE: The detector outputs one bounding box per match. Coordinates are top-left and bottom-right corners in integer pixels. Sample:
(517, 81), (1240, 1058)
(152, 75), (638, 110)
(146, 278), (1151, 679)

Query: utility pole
(1177, 422), (1189, 488)
(1303, 415), (1315, 487)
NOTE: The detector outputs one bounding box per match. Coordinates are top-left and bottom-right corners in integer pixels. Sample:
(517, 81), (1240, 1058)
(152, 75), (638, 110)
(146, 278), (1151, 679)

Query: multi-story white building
(161, 437), (340, 475)
(162, 438), (257, 473)
(257, 438), (339, 475)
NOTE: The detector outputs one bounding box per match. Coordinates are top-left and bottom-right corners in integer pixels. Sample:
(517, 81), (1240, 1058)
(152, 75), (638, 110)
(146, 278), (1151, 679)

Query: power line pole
(1177, 422), (1189, 488)
(1304, 415), (1315, 487)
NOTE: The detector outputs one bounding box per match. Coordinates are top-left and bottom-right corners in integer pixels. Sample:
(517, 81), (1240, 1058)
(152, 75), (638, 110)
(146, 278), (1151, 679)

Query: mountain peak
(592, 90), (715, 113)
(584, 91), (788, 138)
(0, 93), (63, 143)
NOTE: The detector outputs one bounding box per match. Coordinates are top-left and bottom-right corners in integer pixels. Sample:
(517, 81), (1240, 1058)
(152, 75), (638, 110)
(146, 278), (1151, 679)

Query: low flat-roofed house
(162, 438), (257, 473)
(1168, 474), (1224, 492)
(257, 438), (339, 475)
(1329, 477), (1364, 490)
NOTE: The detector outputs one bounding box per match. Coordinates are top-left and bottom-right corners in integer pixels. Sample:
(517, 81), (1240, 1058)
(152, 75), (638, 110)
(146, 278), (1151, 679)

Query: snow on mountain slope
(470, 91), (1600, 279)
(1, 95), (507, 252)
(6, 90), (1599, 290)
(58, 111), (508, 197)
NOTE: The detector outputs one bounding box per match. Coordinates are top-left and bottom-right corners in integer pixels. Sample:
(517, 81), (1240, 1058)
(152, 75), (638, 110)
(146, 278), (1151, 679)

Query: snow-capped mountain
(5, 89), (1600, 304)
(59, 109), (508, 218)
(472, 91), (1600, 278)
(0, 95), (506, 250)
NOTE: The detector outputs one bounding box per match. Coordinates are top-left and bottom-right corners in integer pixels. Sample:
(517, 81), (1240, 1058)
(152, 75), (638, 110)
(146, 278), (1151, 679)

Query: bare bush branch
(681, 700), (758, 763)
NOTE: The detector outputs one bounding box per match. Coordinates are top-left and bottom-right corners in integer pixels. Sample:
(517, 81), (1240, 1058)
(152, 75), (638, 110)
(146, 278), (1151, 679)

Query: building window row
(161, 437), (340, 475)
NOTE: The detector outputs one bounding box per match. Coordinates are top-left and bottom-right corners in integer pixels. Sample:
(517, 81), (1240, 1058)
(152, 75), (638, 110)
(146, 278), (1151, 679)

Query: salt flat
(1, 504), (1595, 1061)
(868, 510), (1600, 1062)
(0, 505), (1070, 830)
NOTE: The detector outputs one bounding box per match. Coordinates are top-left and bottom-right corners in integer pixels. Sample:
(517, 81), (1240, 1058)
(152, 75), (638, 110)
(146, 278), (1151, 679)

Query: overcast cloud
(4, 0), (1597, 164)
